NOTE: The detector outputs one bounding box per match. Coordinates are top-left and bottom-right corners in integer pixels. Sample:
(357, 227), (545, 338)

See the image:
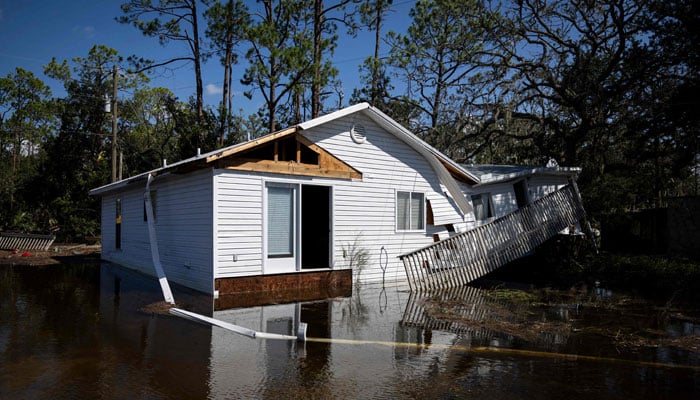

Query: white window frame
(261, 177), (336, 274)
(396, 190), (426, 232)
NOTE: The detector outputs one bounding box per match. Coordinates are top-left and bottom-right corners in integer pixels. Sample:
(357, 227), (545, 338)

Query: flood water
(1, 262), (699, 399)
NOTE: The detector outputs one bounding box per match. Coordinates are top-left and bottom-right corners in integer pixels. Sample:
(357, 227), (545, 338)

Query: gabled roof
(89, 103), (479, 212)
(89, 103), (578, 215)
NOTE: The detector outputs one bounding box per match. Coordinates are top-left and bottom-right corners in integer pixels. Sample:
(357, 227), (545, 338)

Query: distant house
(89, 103), (580, 296)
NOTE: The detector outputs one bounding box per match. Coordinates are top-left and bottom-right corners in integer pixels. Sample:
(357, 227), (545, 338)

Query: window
(267, 185), (295, 258)
(471, 193), (493, 221)
(397, 191), (425, 231)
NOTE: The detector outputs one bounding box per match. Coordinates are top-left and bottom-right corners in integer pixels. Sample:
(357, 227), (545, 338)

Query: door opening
(301, 185), (331, 269)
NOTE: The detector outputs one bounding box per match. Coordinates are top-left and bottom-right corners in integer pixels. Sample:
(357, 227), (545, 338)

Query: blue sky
(0, 0), (415, 116)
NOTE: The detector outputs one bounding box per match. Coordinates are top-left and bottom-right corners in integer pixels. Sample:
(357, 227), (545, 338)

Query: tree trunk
(220, 0), (234, 146)
(221, 49), (231, 146)
(227, 63), (233, 141)
(269, 56), (277, 132)
(191, 0), (204, 122)
(371, 4), (381, 104)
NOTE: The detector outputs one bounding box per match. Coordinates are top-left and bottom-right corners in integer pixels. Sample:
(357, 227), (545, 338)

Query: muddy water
(1, 263), (699, 399)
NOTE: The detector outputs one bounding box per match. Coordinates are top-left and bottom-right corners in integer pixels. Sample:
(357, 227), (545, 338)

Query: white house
(89, 103), (580, 296)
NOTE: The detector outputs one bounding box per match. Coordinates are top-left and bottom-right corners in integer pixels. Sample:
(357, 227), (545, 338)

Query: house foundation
(214, 269), (352, 310)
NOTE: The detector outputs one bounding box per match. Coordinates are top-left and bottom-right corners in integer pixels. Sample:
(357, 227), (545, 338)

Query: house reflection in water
(4, 260), (695, 398)
(101, 259), (570, 397)
(96, 262), (696, 399)
(98, 263), (213, 398)
(100, 261), (344, 397)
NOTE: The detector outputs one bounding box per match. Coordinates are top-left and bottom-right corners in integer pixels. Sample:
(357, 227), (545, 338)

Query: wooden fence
(399, 184), (588, 291)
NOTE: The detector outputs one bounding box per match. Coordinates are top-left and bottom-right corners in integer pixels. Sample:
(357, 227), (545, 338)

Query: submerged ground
(1, 256), (699, 399)
(0, 244), (101, 266)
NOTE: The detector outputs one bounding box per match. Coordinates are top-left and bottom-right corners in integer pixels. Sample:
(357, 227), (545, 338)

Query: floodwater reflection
(1, 262), (699, 399)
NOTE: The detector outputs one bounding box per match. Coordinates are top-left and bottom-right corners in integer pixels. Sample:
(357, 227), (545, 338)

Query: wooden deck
(399, 183), (589, 291)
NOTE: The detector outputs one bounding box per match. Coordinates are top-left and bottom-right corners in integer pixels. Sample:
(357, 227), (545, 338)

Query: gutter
(145, 173), (175, 304)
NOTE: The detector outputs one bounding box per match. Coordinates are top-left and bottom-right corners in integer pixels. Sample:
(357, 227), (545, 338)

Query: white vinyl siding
(99, 169), (214, 294)
(214, 173), (264, 278)
(426, 190), (462, 226)
(299, 114), (442, 283)
(213, 114), (443, 284)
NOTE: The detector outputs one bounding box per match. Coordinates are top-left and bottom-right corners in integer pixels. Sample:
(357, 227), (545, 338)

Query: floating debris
(139, 301), (177, 315)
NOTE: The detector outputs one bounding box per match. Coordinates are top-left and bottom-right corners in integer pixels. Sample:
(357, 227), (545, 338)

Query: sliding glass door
(265, 182), (332, 274)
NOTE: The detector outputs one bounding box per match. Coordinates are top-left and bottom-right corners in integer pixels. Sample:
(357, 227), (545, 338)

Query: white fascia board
(89, 140), (245, 197)
(88, 170), (154, 196)
(297, 102), (371, 131)
(88, 170), (178, 196)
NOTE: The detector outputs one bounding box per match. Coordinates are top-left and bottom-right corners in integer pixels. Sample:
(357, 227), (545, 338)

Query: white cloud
(72, 25), (95, 38)
(205, 83), (223, 96)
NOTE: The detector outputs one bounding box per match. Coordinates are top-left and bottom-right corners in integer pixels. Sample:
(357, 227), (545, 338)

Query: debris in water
(139, 301), (177, 315)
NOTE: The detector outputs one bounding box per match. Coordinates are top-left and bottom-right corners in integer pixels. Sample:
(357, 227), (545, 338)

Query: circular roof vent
(350, 124), (366, 144)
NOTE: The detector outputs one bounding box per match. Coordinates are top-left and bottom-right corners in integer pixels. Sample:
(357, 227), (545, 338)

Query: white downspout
(145, 173), (175, 304)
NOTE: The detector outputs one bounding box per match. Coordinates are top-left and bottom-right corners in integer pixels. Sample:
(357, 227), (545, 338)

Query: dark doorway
(301, 185), (331, 269)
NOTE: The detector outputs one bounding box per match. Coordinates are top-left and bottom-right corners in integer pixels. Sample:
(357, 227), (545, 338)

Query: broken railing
(400, 286), (495, 337)
(0, 232), (56, 251)
(399, 183), (589, 291)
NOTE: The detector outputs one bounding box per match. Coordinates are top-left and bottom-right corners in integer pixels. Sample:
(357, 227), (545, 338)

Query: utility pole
(111, 65), (119, 183)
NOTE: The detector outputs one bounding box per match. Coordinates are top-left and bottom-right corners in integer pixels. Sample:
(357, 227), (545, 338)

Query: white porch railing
(399, 184), (589, 291)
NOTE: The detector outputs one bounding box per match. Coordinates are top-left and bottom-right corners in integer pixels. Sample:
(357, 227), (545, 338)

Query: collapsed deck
(399, 183), (590, 291)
